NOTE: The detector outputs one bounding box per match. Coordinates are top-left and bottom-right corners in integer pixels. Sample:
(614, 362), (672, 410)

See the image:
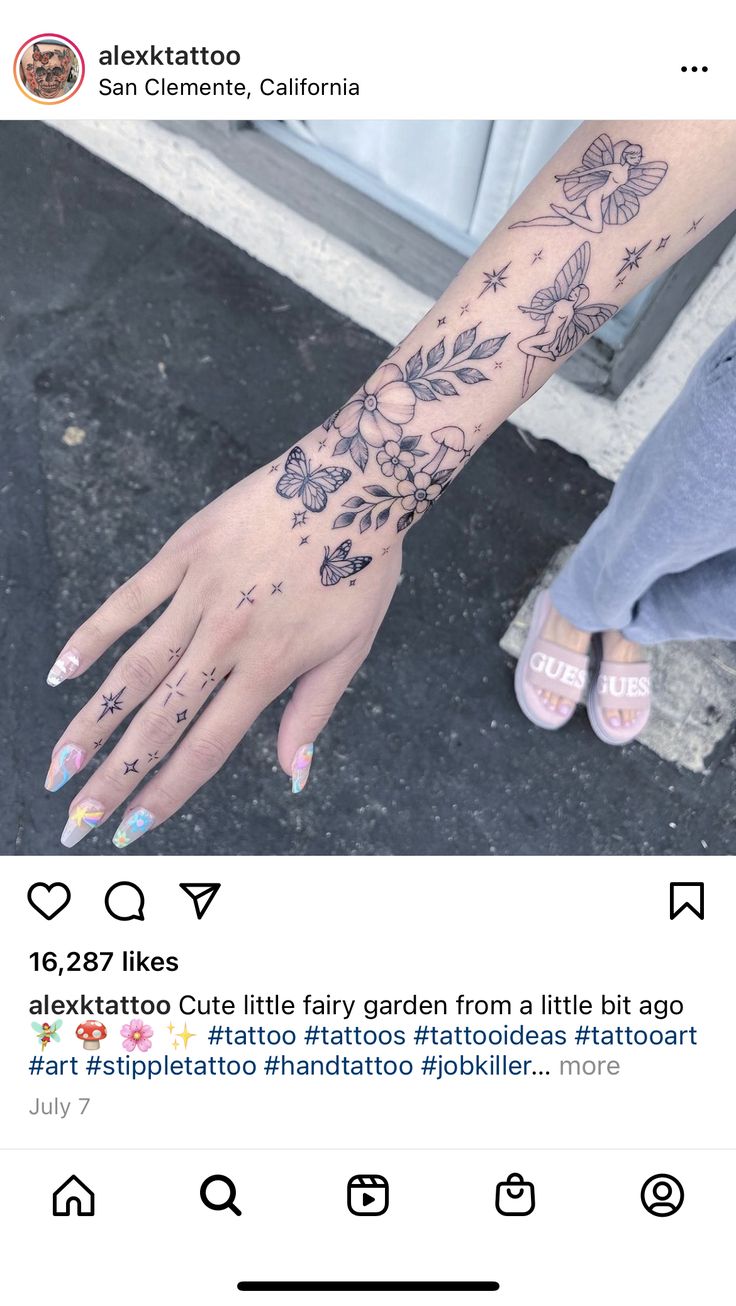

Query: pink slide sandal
(587, 649), (651, 745)
(514, 589), (590, 730)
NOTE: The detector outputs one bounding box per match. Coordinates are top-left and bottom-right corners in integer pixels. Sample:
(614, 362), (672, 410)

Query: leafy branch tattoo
(509, 133), (668, 233)
(517, 242), (617, 397)
(323, 325), (507, 472)
(334, 425), (468, 535)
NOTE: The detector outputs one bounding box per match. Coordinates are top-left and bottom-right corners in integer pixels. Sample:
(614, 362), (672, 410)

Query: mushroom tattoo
(422, 426), (466, 475)
(76, 1021), (107, 1051)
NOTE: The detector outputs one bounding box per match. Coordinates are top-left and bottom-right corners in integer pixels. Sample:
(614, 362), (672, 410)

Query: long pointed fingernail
(45, 743), (86, 793)
(46, 647), (81, 687)
(61, 798), (105, 848)
(291, 743), (314, 794)
(112, 807), (155, 849)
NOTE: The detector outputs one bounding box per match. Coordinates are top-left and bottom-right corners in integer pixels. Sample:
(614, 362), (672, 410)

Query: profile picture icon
(640, 1173), (685, 1217)
(14, 34), (84, 104)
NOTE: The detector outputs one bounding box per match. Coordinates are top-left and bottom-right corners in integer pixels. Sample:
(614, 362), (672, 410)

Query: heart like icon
(27, 882), (71, 921)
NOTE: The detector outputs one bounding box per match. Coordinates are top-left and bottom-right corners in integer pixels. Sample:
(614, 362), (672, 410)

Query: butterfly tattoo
(320, 539), (373, 587)
(276, 445), (351, 513)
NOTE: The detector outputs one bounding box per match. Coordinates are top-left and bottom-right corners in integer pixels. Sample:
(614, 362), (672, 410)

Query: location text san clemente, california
(97, 45), (359, 98)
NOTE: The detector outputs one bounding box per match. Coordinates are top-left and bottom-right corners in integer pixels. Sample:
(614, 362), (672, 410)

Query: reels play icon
(347, 1174), (389, 1216)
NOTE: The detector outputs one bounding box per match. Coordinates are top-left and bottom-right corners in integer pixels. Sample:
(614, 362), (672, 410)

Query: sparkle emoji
(175, 1023), (196, 1050)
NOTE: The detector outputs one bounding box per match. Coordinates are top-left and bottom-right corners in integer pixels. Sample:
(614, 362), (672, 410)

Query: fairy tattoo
(517, 242), (617, 397)
(510, 134), (668, 233)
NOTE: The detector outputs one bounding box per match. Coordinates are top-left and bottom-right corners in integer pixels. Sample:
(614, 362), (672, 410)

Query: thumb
(277, 643), (369, 793)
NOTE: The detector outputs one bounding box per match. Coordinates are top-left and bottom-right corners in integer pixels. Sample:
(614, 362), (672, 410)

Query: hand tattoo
(320, 540), (372, 586)
(276, 445), (351, 511)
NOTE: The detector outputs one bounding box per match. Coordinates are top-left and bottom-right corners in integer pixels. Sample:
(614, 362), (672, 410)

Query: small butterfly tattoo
(276, 445), (351, 513)
(320, 539), (373, 587)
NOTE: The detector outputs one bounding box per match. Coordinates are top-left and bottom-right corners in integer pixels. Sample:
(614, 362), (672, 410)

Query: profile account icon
(640, 1174), (684, 1217)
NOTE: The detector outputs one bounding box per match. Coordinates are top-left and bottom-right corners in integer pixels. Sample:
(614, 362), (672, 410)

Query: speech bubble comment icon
(104, 881), (145, 922)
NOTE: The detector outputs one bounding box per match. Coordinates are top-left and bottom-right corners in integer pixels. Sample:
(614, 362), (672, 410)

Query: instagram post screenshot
(0, 2), (733, 1301)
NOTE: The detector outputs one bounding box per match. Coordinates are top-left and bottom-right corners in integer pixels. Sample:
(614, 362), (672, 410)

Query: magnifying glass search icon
(200, 1173), (242, 1216)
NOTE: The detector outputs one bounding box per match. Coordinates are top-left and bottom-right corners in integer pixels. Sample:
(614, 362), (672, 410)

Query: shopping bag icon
(495, 1172), (535, 1216)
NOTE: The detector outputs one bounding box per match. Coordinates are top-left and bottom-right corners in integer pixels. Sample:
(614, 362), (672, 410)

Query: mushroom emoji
(422, 426), (466, 476)
(76, 1020), (107, 1051)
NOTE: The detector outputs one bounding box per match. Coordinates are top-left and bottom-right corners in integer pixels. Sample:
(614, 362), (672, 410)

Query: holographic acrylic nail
(291, 743), (314, 795)
(45, 743), (86, 793)
(112, 808), (155, 849)
(46, 647), (81, 687)
(60, 798), (105, 849)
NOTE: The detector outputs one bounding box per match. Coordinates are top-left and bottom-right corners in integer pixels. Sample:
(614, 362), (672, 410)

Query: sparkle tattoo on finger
(98, 688), (125, 722)
(163, 672), (187, 706)
(176, 709), (188, 724)
(237, 585), (256, 608)
(123, 759), (139, 774)
(200, 668), (216, 690)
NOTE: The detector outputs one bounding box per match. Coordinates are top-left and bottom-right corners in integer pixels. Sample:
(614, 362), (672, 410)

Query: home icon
(52, 1174), (95, 1216)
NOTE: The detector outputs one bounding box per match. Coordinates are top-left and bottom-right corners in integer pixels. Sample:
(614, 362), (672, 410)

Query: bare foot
(600, 630), (648, 730)
(536, 605), (592, 720)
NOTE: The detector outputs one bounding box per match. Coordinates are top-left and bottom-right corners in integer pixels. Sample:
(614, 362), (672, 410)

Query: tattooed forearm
(264, 123), (736, 574)
(509, 132), (668, 233)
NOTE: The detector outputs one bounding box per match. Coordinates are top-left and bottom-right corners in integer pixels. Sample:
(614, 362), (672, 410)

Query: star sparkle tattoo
(93, 739), (103, 751)
(656, 235), (671, 250)
(98, 688), (126, 722)
(517, 242), (617, 397)
(168, 647), (181, 661)
(532, 249), (544, 263)
(459, 303), (470, 315)
(163, 672), (187, 706)
(510, 133), (668, 233)
(437, 316), (446, 326)
(271, 582), (284, 595)
(291, 510), (308, 528)
(123, 759), (139, 775)
(200, 668), (216, 690)
(237, 586), (256, 608)
(176, 709), (188, 724)
(299, 535), (310, 546)
(479, 262), (511, 296)
(685, 217), (704, 234)
(147, 751), (159, 764)
(615, 241), (651, 277)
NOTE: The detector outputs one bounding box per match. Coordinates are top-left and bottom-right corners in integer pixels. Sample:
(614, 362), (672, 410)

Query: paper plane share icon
(180, 883), (221, 921)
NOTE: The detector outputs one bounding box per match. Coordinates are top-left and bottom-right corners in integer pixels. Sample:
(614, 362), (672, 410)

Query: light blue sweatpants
(550, 319), (736, 644)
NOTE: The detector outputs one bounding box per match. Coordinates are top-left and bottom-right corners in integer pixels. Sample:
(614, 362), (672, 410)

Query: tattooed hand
(45, 441), (402, 848)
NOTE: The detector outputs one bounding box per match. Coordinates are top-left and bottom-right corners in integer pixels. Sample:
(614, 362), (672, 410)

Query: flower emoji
(376, 439), (416, 479)
(334, 364), (416, 447)
(396, 470), (442, 516)
(120, 1019), (154, 1053)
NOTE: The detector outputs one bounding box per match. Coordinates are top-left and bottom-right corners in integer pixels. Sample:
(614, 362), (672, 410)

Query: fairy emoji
(510, 134), (668, 233)
(31, 1021), (63, 1053)
(517, 242), (617, 397)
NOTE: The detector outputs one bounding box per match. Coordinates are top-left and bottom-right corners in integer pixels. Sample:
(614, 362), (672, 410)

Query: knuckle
(143, 709), (178, 747)
(122, 651), (159, 692)
(115, 577), (147, 616)
(186, 732), (228, 776)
